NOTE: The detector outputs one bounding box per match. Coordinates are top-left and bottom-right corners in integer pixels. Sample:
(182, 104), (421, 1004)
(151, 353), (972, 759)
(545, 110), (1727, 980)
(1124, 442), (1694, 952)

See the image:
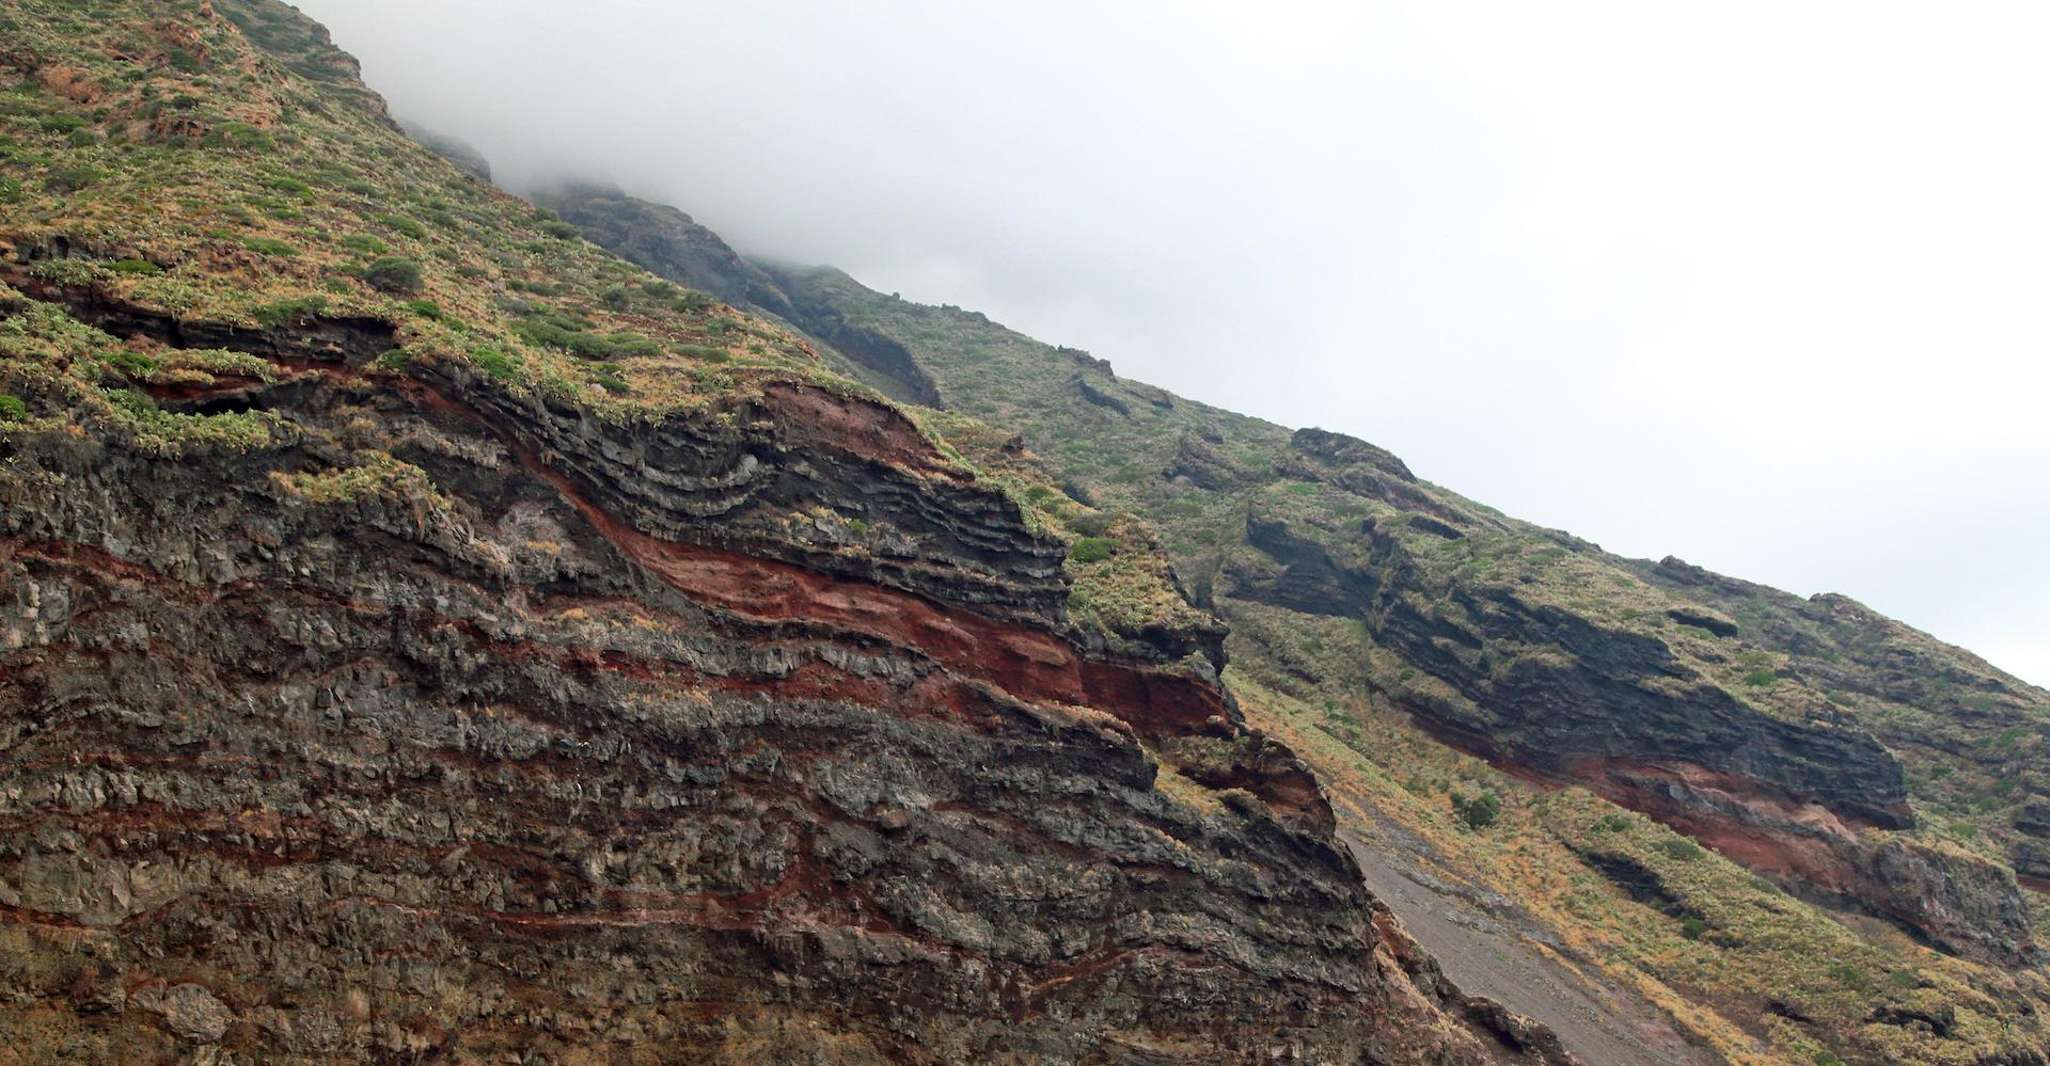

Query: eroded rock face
(1598, 764), (2038, 966)
(0, 313), (1508, 1061)
(1231, 515), (1908, 823)
(1224, 510), (2039, 966)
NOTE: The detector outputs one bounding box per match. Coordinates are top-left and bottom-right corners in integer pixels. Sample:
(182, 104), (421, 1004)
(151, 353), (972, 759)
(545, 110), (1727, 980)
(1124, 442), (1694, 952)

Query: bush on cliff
(1451, 790), (1500, 831)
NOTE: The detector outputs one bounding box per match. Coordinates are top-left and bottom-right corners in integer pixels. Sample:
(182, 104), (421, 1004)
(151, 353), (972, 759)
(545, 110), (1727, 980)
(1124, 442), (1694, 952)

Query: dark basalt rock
(1126, 380), (1176, 412)
(430, 362), (1070, 627)
(1666, 607), (1739, 637)
(1165, 430), (1251, 491)
(1072, 373), (1132, 416)
(1227, 513), (1911, 830)
(1870, 1003), (1958, 1039)
(1291, 426), (1416, 482)
(534, 190), (949, 408)
(1409, 515), (1466, 541)
(1059, 346), (1114, 375)
(2017, 802), (2050, 840)
(754, 261), (947, 407)
(1572, 848), (1703, 921)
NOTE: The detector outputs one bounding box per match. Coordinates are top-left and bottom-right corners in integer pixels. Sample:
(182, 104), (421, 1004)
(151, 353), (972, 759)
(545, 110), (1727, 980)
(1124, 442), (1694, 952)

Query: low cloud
(298, 0), (2050, 684)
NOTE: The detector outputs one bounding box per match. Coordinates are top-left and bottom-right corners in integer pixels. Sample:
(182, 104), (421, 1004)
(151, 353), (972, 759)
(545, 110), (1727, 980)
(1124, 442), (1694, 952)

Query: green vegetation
(1068, 536), (1115, 564)
(470, 347), (519, 382)
(252, 295), (328, 326)
(380, 214), (428, 239)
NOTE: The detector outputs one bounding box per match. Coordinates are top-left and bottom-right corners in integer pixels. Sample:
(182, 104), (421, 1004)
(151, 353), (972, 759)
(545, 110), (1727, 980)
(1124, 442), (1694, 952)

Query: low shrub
(1068, 536), (1115, 564)
(380, 214), (428, 240)
(1655, 837), (1706, 862)
(100, 348), (162, 379)
(1451, 790), (1501, 831)
(471, 347), (519, 382)
(363, 256), (423, 294)
(1067, 511), (1113, 537)
(45, 164), (104, 194)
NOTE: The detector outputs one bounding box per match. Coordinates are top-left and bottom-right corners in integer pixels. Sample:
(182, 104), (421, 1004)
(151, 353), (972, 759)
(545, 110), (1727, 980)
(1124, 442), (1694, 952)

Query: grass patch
(241, 236), (299, 257)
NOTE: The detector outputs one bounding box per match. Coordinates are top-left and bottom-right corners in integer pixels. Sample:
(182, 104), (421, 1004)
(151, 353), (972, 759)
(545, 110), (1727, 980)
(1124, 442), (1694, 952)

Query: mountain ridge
(2, 1), (2045, 1062)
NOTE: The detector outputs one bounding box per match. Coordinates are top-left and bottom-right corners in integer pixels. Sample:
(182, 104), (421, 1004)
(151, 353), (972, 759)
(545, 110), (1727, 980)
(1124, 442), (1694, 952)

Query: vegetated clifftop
(543, 185), (2050, 1062)
(0, 2), (1563, 1062)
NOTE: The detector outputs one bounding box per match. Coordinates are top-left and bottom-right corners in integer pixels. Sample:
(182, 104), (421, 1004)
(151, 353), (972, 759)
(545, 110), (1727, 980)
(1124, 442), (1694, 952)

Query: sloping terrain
(0, 2), (1571, 1062)
(539, 190), (2050, 1063)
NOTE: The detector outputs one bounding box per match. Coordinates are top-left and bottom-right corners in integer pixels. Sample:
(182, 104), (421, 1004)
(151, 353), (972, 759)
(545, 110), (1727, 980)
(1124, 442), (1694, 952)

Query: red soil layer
(394, 376), (1236, 741)
(1580, 758), (1866, 891)
(758, 380), (966, 482)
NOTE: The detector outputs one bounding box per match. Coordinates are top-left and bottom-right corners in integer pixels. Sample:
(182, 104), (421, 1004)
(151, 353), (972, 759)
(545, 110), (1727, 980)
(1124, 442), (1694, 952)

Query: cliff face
(542, 196), (2050, 1060)
(0, 1), (1541, 1061)
(0, 302), (1474, 1062)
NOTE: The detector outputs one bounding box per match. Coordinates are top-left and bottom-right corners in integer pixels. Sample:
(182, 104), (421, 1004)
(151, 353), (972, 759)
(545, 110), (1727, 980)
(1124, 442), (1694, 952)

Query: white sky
(296, 0), (2050, 687)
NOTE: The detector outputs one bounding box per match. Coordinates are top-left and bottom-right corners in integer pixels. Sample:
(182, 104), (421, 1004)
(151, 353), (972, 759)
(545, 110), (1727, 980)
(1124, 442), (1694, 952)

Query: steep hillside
(0, 2), (1560, 1062)
(548, 190), (2050, 1062)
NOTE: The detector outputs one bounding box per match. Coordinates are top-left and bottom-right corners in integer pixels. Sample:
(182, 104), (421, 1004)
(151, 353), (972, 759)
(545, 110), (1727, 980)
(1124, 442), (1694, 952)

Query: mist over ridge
(296, 0), (2049, 685)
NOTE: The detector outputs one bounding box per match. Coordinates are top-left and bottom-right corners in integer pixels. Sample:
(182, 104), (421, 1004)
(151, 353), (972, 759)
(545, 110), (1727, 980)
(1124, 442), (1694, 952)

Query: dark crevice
(1575, 850), (1705, 923)
(1, 265), (399, 367)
